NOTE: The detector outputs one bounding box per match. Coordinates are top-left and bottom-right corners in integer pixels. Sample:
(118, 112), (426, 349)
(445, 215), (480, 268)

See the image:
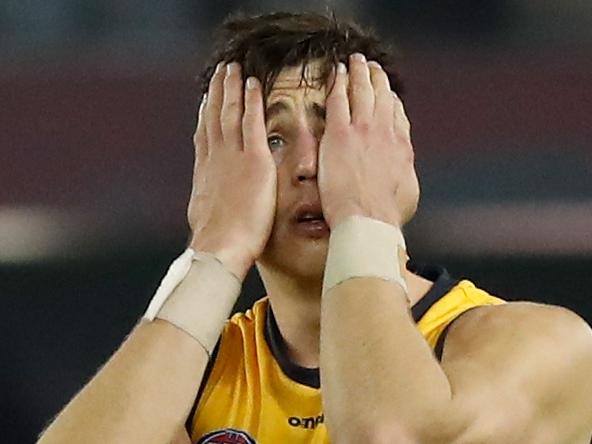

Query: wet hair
(197, 11), (403, 100)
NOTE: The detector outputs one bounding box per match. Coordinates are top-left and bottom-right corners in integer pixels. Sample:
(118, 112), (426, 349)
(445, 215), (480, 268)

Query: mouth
(296, 213), (326, 224)
(292, 204), (329, 238)
(293, 203), (325, 224)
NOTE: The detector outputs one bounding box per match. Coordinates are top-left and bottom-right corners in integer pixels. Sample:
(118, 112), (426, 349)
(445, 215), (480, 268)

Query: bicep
(439, 302), (592, 443)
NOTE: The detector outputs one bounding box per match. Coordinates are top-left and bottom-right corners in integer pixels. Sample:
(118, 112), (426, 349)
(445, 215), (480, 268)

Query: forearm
(320, 277), (454, 442)
(38, 319), (207, 444)
(39, 247), (246, 444)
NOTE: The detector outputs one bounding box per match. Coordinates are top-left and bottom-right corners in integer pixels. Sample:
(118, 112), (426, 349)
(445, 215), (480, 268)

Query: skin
(255, 57), (429, 369)
(37, 53), (592, 444)
(191, 55), (432, 370)
(189, 54), (592, 442)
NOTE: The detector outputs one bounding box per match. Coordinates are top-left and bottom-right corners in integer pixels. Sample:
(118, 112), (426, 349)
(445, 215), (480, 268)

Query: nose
(291, 128), (319, 185)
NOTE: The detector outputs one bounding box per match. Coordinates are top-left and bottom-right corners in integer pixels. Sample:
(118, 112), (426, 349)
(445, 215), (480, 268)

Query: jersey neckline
(263, 260), (460, 389)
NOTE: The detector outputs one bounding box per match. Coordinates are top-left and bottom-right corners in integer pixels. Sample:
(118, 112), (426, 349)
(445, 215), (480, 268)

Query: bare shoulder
(443, 300), (592, 386)
(440, 301), (592, 443)
(171, 426), (192, 444)
(447, 300), (592, 352)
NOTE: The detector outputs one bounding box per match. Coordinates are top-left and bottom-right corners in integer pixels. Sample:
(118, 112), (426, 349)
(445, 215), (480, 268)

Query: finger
(190, 95), (207, 212)
(392, 91), (411, 142)
(242, 76), (267, 154)
(221, 62), (244, 150)
(205, 61), (225, 146)
(368, 61), (394, 122)
(348, 53), (374, 126)
(325, 62), (350, 128)
(193, 93), (208, 164)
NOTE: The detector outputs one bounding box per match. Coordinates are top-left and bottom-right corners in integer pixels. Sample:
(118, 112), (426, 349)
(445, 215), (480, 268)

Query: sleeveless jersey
(187, 264), (505, 444)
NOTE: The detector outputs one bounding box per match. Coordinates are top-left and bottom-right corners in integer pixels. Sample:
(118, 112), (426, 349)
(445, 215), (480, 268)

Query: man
(38, 12), (592, 444)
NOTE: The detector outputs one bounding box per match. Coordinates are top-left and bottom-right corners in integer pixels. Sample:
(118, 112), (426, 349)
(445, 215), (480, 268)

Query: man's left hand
(318, 53), (419, 229)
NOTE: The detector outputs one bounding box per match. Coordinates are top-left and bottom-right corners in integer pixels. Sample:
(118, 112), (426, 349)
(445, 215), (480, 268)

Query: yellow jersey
(186, 263), (505, 444)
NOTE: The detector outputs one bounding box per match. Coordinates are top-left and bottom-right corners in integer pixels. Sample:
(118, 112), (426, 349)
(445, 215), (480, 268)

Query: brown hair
(197, 11), (403, 100)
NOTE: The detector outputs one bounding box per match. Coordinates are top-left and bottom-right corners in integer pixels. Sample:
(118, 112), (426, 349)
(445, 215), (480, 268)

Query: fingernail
(246, 77), (257, 89)
(215, 62), (225, 74)
(226, 62), (239, 77)
(337, 62), (346, 74)
(351, 53), (366, 63)
(367, 60), (381, 69)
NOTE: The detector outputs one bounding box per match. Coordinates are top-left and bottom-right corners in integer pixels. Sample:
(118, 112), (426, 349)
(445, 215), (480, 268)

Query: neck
(257, 262), (323, 368)
(256, 260), (434, 370)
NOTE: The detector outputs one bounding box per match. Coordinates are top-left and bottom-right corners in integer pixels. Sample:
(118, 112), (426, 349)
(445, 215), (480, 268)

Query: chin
(259, 231), (329, 281)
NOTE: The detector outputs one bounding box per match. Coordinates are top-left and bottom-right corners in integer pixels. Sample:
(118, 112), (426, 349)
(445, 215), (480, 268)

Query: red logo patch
(197, 428), (257, 444)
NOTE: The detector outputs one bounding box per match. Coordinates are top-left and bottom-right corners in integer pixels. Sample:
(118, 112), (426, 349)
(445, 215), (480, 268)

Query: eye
(267, 134), (285, 151)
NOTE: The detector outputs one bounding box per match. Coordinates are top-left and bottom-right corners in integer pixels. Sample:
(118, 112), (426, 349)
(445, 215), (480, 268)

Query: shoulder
(442, 301), (592, 441)
(448, 300), (592, 351)
(444, 300), (592, 374)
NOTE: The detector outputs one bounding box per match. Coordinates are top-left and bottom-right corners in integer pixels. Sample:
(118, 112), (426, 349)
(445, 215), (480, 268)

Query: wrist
(326, 206), (401, 230)
(144, 248), (242, 355)
(190, 238), (252, 281)
(322, 215), (408, 295)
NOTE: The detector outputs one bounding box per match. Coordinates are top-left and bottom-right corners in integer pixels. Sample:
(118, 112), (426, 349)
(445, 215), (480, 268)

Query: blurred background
(1, 1), (591, 442)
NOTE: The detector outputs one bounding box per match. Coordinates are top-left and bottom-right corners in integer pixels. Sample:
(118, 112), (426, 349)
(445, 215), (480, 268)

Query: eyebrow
(309, 102), (326, 122)
(265, 100), (326, 122)
(265, 101), (290, 121)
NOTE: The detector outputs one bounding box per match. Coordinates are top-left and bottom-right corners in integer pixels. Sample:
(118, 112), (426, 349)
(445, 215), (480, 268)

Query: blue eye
(267, 135), (285, 150)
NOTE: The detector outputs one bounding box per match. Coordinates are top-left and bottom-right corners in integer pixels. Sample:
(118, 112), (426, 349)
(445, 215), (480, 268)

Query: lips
(291, 202), (329, 238)
(297, 213), (325, 223)
(292, 202), (325, 224)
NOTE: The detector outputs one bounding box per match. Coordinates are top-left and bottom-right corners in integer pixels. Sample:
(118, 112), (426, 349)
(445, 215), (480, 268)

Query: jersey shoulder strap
(417, 279), (506, 356)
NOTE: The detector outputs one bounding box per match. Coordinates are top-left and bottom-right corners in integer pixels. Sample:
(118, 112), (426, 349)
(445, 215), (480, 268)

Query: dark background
(1, 1), (591, 443)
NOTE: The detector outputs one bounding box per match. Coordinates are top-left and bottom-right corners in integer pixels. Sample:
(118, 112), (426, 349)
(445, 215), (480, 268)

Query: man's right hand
(187, 62), (277, 280)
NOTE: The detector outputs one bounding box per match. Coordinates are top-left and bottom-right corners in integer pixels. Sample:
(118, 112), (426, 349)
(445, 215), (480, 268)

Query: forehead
(267, 61), (329, 105)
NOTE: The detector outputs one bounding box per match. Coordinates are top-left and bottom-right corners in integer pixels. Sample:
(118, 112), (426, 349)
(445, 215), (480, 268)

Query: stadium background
(1, 1), (591, 442)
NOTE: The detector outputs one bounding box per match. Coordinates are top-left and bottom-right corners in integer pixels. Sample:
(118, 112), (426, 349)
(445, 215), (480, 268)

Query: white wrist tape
(144, 248), (241, 356)
(322, 215), (408, 295)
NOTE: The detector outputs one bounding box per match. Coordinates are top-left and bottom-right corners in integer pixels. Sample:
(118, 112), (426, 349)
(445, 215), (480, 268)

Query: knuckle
(384, 92), (396, 107)
(221, 114), (240, 129)
(193, 130), (206, 147)
(325, 95), (342, 110)
(222, 76), (236, 90)
(392, 93), (405, 111)
(327, 121), (350, 135)
(351, 83), (366, 96)
(242, 109), (258, 126)
(395, 132), (413, 150)
(222, 98), (242, 115)
(224, 97), (241, 112)
(241, 114), (252, 128)
(242, 100), (257, 117)
(379, 125), (395, 140)
(208, 72), (223, 90)
(354, 120), (371, 134)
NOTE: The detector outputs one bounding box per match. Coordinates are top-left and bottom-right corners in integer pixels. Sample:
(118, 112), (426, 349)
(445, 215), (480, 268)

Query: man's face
(256, 61), (418, 281)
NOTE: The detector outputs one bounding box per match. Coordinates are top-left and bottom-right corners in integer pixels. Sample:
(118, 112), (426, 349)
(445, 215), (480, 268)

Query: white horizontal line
(410, 201), (592, 256)
(1, 202), (591, 263)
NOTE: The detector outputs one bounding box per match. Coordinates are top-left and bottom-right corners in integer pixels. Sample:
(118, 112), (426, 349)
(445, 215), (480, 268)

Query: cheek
(273, 167), (292, 217)
(271, 149), (285, 166)
(274, 155), (292, 189)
